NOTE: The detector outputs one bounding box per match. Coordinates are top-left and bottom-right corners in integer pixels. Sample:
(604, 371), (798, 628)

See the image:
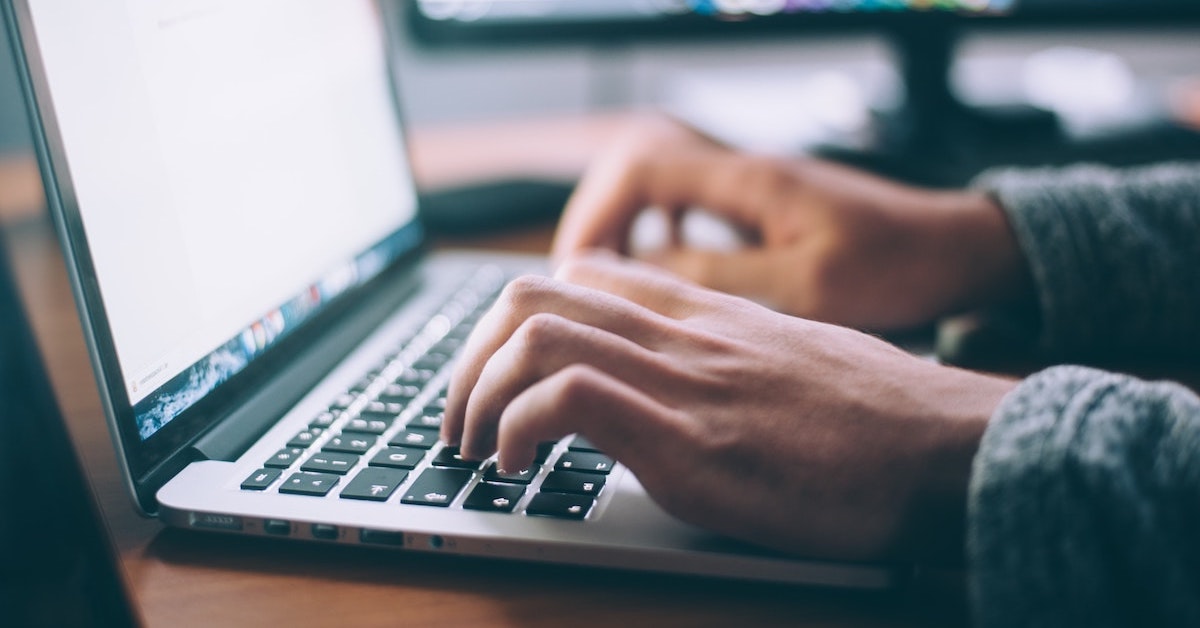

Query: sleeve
(973, 163), (1200, 360)
(968, 366), (1200, 627)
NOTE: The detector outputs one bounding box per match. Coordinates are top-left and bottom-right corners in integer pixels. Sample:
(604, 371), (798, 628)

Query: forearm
(975, 163), (1200, 360)
(968, 366), (1200, 627)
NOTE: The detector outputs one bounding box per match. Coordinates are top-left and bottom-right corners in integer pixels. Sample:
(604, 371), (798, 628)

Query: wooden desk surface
(0, 118), (967, 627)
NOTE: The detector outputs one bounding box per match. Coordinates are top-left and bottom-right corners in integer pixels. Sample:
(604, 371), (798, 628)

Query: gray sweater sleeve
(969, 366), (1200, 627)
(975, 163), (1200, 359)
(966, 164), (1200, 625)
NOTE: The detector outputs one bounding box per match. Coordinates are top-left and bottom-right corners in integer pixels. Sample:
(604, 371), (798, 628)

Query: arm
(971, 366), (1200, 626)
(977, 163), (1200, 359)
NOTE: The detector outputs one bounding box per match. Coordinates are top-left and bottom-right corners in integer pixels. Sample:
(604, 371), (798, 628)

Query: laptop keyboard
(239, 266), (615, 521)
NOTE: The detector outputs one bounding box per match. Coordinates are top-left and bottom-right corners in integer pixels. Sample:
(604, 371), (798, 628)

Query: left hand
(443, 253), (1016, 562)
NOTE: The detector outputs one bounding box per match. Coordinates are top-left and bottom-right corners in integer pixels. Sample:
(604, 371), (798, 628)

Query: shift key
(400, 468), (472, 507)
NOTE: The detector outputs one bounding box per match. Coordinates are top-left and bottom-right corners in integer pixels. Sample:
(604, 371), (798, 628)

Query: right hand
(552, 116), (1030, 331)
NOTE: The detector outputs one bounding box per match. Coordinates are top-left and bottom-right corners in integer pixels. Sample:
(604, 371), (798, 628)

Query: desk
(0, 116), (967, 627)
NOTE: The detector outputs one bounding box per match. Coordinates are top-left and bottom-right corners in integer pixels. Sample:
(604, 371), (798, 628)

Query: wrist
(933, 190), (1035, 315)
(899, 367), (1016, 565)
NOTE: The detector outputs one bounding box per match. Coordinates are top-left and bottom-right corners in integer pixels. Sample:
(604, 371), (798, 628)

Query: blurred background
(4, 1), (1200, 215)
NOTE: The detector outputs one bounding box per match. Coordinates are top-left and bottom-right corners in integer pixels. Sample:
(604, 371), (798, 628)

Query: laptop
(5, 0), (895, 588)
(0, 234), (141, 626)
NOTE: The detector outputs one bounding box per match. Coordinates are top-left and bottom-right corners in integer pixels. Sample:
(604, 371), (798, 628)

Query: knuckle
(499, 274), (555, 312)
(513, 312), (569, 354)
(548, 364), (604, 413)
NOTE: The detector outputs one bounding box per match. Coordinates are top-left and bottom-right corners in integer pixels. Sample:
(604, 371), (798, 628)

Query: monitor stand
(819, 23), (1200, 188)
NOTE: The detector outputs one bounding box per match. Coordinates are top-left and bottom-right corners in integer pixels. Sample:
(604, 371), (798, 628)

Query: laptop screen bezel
(6, 0), (428, 511)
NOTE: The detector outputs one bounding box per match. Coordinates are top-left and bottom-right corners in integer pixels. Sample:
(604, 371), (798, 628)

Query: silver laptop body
(6, 0), (895, 588)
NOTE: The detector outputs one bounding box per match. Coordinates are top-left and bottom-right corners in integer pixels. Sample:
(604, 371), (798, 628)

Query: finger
(442, 274), (672, 445)
(551, 147), (773, 263)
(552, 251), (710, 317)
(647, 248), (786, 308)
(459, 312), (680, 459)
(494, 363), (688, 481)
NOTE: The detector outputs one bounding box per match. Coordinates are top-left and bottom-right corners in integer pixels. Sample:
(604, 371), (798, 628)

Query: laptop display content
(8, 0), (897, 588)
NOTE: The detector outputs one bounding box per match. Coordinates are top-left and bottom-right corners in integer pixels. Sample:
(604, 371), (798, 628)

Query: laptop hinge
(190, 265), (424, 462)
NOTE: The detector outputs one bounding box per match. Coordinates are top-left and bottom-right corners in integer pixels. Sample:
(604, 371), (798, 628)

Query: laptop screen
(23, 0), (419, 441)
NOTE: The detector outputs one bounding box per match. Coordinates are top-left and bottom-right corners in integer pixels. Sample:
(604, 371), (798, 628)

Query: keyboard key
(463, 482), (525, 513)
(555, 451), (614, 475)
(286, 427), (324, 448)
(301, 452), (360, 475)
(400, 468), (473, 507)
(329, 392), (358, 411)
(408, 409), (443, 430)
(540, 471), (605, 496)
(567, 435), (603, 453)
(309, 411), (338, 429)
(483, 463), (540, 485)
(526, 493), (594, 520)
(344, 417), (391, 435)
(389, 427), (439, 450)
(241, 468), (281, 491)
(340, 467), (408, 502)
(429, 337), (463, 357)
(377, 384), (421, 405)
(364, 400), (405, 416)
(279, 472), (340, 497)
(264, 447), (304, 469)
(323, 434), (376, 454)
(430, 446), (484, 470)
(413, 353), (450, 371)
(369, 447), (426, 470)
(394, 368), (435, 386)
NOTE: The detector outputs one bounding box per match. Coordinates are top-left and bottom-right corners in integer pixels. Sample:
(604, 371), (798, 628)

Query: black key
(377, 383), (421, 405)
(413, 353), (450, 371)
(364, 400), (405, 416)
(241, 468), (281, 491)
(264, 447), (304, 469)
(394, 368), (435, 386)
(350, 371), (382, 394)
(568, 435), (603, 453)
(339, 467), (408, 502)
(430, 446), (484, 470)
(483, 462), (540, 485)
(343, 416), (391, 435)
(408, 409), (443, 430)
(388, 427), (439, 450)
(309, 411), (338, 429)
(533, 441), (557, 464)
(286, 427), (324, 448)
(279, 472), (340, 496)
(555, 451), (614, 475)
(400, 468), (473, 507)
(526, 493), (594, 520)
(301, 452), (360, 475)
(329, 392), (358, 411)
(323, 433), (376, 454)
(429, 337), (463, 358)
(463, 482), (525, 513)
(369, 447), (426, 470)
(540, 470), (605, 496)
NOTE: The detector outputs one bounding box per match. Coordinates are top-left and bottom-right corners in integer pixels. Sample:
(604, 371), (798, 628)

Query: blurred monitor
(406, 0), (1200, 185)
(408, 1), (1200, 45)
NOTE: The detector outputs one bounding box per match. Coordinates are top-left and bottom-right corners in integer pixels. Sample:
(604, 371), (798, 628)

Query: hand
(553, 116), (1031, 331)
(444, 253), (1017, 563)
